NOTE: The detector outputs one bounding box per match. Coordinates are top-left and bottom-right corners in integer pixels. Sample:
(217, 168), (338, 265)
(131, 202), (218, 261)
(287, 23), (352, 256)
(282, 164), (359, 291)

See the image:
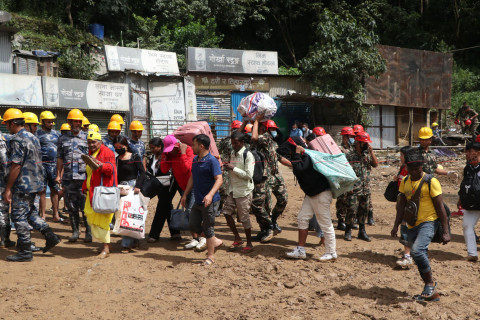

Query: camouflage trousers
(345, 192), (370, 226)
(10, 192), (49, 244)
(265, 174), (288, 223)
(219, 170), (230, 209)
(63, 179), (85, 218)
(335, 194), (347, 220)
(0, 195), (9, 227)
(252, 182), (272, 230)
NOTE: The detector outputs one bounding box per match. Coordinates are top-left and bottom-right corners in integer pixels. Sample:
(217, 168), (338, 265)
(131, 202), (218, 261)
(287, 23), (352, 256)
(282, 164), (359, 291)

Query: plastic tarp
(304, 149), (359, 198)
(237, 92), (277, 121)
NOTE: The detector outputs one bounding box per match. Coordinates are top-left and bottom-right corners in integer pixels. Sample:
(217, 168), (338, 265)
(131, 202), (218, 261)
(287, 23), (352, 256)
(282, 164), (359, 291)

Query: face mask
(302, 127), (306, 132)
(115, 148), (126, 155)
(247, 133), (252, 136)
(348, 137), (355, 145)
(270, 130), (278, 138)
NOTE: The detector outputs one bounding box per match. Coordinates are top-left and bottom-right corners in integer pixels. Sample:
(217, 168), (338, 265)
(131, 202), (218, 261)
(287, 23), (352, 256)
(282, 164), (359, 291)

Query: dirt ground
(1, 153), (480, 319)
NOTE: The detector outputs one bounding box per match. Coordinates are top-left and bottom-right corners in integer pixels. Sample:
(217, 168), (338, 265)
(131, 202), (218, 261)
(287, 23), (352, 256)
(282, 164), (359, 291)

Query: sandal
(202, 257), (215, 266)
(241, 246), (254, 253)
(413, 282), (440, 301)
(229, 241), (244, 251)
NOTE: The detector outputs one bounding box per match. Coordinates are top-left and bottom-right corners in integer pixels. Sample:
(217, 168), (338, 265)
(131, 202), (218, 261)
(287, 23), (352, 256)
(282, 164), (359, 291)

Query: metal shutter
(196, 95), (232, 139)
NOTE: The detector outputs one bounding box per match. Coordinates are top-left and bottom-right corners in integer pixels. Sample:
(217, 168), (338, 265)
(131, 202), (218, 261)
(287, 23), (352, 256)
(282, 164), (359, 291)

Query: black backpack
(243, 148), (267, 184)
(459, 166), (480, 210)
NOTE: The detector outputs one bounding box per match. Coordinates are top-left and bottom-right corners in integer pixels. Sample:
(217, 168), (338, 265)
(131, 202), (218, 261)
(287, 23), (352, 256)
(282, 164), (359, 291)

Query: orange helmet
(313, 127), (326, 136)
(67, 109), (84, 121)
(264, 120), (278, 130)
(355, 131), (372, 143)
(110, 114), (125, 124)
(353, 124), (364, 133)
(245, 124), (253, 133)
(340, 127), (354, 136)
(231, 120), (242, 129)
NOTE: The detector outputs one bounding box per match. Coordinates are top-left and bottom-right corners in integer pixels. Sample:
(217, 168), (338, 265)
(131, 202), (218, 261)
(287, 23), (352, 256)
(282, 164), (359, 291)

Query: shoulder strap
(243, 148), (248, 164)
(100, 161), (116, 187)
(411, 175), (427, 203)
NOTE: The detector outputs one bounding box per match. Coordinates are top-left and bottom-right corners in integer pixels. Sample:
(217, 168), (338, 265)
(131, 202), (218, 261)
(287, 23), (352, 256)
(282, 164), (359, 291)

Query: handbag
(141, 172), (163, 198)
(170, 200), (190, 231)
(432, 203), (451, 243)
(384, 181), (399, 202)
(403, 175), (427, 226)
(92, 162), (121, 214)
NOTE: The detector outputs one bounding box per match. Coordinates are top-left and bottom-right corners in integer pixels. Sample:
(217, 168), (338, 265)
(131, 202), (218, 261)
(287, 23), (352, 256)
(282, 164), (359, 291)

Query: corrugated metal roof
(268, 76), (311, 98)
(0, 31), (12, 74)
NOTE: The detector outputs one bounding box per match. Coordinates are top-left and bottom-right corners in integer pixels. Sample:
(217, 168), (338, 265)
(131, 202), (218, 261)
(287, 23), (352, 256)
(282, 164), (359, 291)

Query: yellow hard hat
(2, 108), (24, 124)
(39, 110), (56, 121)
(129, 120), (144, 131)
(88, 124), (100, 133)
(107, 121), (121, 131)
(23, 112), (40, 124)
(82, 116), (91, 126)
(110, 114), (125, 124)
(67, 109), (84, 121)
(418, 127), (433, 139)
(60, 123), (71, 131)
(432, 122), (439, 127)
(87, 131), (102, 141)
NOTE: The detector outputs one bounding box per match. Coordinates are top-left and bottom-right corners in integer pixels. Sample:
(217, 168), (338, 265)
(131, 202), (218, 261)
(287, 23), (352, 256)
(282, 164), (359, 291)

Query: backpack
(243, 148), (266, 184)
(459, 166), (480, 210)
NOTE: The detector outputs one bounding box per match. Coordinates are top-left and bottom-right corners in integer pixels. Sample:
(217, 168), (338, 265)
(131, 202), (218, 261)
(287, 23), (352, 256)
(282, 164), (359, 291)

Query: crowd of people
(1, 106), (479, 302)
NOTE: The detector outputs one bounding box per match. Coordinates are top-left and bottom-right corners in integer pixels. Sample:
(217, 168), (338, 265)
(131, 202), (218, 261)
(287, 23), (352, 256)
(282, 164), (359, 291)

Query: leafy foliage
(58, 46), (100, 80)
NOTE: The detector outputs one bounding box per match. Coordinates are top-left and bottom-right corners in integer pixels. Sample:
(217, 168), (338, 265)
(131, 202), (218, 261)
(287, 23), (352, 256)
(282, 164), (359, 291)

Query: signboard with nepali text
(187, 47), (278, 75)
(0, 74), (43, 106)
(193, 74), (269, 91)
(43, 77), (129, 111)
(104, 45), (180, 75)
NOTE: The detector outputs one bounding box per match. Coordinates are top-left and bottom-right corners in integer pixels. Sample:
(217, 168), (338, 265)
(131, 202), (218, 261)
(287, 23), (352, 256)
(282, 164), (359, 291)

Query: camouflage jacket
(57, 130), (88, 181)
(8, 128), (44, 193)
(346, 147), (372, 195)
(129, 139), (146, 159)
(340, 142), (353, 154)
(456, 108), (478, 123)
(0, 132), (8, 189)
(218, 137), (233, 163)
(252, 132), (280, 176)
(102, 135), (115, 153)
(36, 128), (60, 165)
(418, 146), (437, 175)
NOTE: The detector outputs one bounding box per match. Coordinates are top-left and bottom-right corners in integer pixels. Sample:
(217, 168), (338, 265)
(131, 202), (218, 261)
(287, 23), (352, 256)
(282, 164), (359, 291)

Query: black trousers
(148, 183), (179, 239)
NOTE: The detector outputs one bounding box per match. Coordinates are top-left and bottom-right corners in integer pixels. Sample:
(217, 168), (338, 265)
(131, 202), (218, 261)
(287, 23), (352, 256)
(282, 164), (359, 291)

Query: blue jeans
(407, 220), (439, 274)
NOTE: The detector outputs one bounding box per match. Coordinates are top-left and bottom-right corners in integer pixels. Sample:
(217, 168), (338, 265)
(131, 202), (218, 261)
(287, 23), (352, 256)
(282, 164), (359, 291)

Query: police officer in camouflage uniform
(455, 103), (478, 137)
(2, 108), (60, 262)
(344, 131), (378, 242)
(103, 120), (122, 154)
(128, 120), (147, 169)
(336, 126), (356, 231)
(56, 109), (91, 242)
(418, 127), (456, 178)
(0, 117), (15, 249)
(36, 111), (62, 222)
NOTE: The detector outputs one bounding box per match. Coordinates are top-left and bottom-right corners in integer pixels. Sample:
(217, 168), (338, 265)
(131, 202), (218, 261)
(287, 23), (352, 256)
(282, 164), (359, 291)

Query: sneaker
(286, 247), (306, 259)
(194, 237), (207, 252)
(467, 255), (478, 262)
(252, 230), (266, 242)
(260, 229), (274, 243)
(396, 255), (413, 267)
(273, 224), (282, 235)
(184, 238), (199, 249)
(319, 252), (337, 261)
(147, 237), (158, 243)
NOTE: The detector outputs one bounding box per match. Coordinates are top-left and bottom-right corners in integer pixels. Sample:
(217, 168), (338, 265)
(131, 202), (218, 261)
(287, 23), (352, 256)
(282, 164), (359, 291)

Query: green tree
(58, 46), (99, 80)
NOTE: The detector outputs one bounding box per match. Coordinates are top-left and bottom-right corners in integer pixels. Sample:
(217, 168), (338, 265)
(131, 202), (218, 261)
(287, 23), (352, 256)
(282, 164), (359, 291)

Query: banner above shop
(193, 74), (269, 91)
(149, 81), (186, 136)
(43, 77), (129, 111)
(0, 74), (43, 106)
(187, 47), (278, 75)
(104, 45), (180, 75)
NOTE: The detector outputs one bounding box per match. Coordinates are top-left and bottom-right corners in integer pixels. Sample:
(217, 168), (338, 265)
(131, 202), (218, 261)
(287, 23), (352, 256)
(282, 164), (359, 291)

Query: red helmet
(231, 120), (242, 129)
(353, 124), (364, 133)
(355, 131), (372, 143)
(454, 119), (460, 125)
(340, 127), (354, 136)
(264, 120), (278, 129)
(313, 126), (326, 136)
(465, 119), (472, 126)
(476, 134), (480, 143)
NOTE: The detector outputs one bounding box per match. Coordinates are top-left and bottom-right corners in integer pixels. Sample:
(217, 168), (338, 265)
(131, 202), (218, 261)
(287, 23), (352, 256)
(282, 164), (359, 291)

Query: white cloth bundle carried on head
(237, 92), (277, 121)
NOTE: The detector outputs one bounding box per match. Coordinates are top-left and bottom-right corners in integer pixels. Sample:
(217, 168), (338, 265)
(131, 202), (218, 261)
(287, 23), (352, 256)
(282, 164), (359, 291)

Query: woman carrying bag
(113, 135), (146, 253)
(82, 132), (117, 258)
(146, 137), (181, 243)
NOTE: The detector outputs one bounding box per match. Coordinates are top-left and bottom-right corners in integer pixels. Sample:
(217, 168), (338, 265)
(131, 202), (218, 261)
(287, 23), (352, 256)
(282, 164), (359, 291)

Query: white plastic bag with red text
(113, 191), (149, 239)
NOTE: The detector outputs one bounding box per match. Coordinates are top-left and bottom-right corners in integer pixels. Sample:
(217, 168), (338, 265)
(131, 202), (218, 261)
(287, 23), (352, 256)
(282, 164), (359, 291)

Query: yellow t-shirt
(399, 173), (442, 228)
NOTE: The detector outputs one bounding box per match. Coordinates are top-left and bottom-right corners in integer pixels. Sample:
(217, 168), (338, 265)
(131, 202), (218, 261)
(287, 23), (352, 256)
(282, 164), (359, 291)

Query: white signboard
(104, 45), (180, 75)
(43, 77), (129, 111)
(149, 81), (185, 136)
(184, 77), (197, 121)
(0, 74), (43, 106)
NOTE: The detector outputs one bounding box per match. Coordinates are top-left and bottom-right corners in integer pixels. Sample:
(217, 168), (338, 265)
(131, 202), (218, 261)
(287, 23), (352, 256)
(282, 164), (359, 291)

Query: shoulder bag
(403, 175), (427, 226)
(92, 162), (121, 214)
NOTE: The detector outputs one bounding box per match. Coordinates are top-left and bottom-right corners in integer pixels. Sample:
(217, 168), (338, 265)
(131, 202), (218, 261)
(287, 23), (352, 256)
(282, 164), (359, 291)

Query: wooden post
(409, 108), (414, 146)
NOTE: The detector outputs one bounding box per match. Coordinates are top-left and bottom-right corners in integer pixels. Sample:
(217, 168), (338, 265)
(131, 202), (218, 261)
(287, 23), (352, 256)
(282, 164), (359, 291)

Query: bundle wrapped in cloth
(237, 92), (277, 121)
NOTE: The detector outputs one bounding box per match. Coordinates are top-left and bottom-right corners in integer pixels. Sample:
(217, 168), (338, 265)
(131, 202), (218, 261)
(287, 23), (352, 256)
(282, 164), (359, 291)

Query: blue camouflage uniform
(0, 132), (10, 229)
(129, 139), (146, 160)
(7, 128), (49, 244)
(57, 130), (89, 238)
(103, 134), (115, 153)
(36, 128), (60, 191)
